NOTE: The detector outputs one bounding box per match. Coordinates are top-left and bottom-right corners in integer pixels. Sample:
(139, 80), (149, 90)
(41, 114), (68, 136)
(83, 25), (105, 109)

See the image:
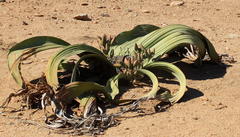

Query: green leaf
(105, 73), (125, 100)
(144, 62), (187, 104)
(136, 69), (159, 99)
(104, 69), (159, 101)
(55, 82), (110, 105)
(111, 24), (220, 64)
(112, 24), (160, 46)
(46, 44), (104, 89)
(69, 54), (114, 117)
(8, 36), (70, 87)
(150, 33), (207, 64)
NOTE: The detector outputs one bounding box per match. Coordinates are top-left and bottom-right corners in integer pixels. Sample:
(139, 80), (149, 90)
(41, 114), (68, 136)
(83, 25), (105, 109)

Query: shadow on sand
(175, 61), (230, 80)
(151, 61), (230, 102)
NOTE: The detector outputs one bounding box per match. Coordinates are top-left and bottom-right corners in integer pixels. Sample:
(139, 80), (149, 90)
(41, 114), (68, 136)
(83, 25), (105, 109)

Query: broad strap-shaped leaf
(111, 24), (220, 64)
(105, 69), (159, 101)
(8, 36), (70, 87)
(46, 44), (104, 89)
(70, 54), (113, 117)
(136, 25), (212, 61)
(112, 24), (160, 46)
(105, 73), (125, 100)
(144, 62), (187, 104)
(104, 73), (141, 105)
(136, 69), (159, 99)
(149, 34), (206, 65)
(55, 82), (110, 105)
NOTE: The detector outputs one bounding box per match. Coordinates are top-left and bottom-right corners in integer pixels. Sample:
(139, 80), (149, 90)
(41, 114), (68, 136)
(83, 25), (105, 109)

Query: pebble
(74, 14), (92, 21)
(192, 117), (199, 120)
(100, 13), (110, 17)
(125, 127), (130, 130)
(142, 10), (150, 13)
(201, 96), (210, 105)
(165, 3), (170, 6)
(170, 1), (185, 6)
(93, 21), (99, 24)
(0, 0), (5, 2)
(97, 6), (106, 9)
(22, 21), (28, 25)
(81, 3), (88, 6)
(127, 9), (133, 12)
(193, 19), (199, 22)
(52, 16), (57, 20)
(113, 5), (121, 10)
(237, 13), (240, 17)
(34, 14), (44, 17)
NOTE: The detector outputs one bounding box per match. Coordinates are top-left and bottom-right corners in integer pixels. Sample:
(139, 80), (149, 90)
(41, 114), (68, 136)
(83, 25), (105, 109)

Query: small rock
(113, 5), (121, 10)
(218, 102), (223, 106)
(100, 13), (110, 17)
(127, 9), (133, 12)
(52, 16), (57, 20)
(93, 21), (99, 24)
(22, 21), (28, 25)
(81, 3), (88, 6)
(125, 127), (129, 130)
(97, 6), (106, 9)
(165, 3), (170, 6)
(170, 1), (185, 6)
(34, 14), (44, 17)
(142, 10), (150, 13)
(74, 14), (92, 21)
(237, 13), (240, 17)
(201, 97), (210, 105)
(193, 117), (199, 120)
(0, 0), (6, 2)
(201, 97), (209, 101)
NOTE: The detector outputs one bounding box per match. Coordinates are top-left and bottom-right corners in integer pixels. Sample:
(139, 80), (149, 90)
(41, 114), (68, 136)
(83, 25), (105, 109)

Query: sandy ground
(0, 0), (240, 137)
